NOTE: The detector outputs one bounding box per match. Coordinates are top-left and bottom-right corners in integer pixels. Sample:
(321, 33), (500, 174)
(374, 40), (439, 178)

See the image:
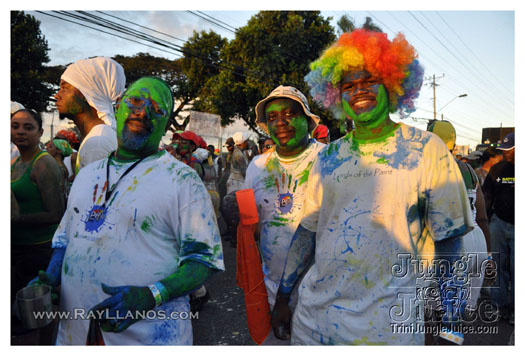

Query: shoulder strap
(31, 151), (49, 167)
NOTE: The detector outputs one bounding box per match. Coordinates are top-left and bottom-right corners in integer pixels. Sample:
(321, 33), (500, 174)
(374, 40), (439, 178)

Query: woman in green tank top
(11, 109), (65, 308)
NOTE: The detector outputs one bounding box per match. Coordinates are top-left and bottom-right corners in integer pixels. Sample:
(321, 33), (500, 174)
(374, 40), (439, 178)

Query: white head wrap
(61, 57), (125, 130)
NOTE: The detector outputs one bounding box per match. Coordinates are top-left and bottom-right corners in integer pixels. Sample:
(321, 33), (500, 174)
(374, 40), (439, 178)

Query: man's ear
(115, 96), (122, 111)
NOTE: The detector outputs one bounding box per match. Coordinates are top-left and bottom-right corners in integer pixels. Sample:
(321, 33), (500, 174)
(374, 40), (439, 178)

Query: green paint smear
(376, 157), (389, 164)
(297, 161), (313, 186)
(180, 238), (213, 257)
(264, 175), (276, 190)
(265, 157), (281, 174)
(275, 216), (289, 222)
(141, 216), (154, 232)
(269, 221), (287, 227)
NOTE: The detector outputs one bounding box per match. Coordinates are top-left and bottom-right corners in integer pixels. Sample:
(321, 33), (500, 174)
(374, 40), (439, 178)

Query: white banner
(187, 111), (221, 137)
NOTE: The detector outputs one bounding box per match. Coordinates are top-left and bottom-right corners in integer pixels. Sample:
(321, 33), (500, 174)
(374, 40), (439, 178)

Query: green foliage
(179, 30), (227, 122)
(11, 11), (54, 113)
(337, 14), (355, 35)
(201, 11), (336, 132)
(362, 16), (382, 32)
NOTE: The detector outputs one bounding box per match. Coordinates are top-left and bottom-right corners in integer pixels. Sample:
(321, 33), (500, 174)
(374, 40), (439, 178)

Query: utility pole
(425, 74), (445, 120)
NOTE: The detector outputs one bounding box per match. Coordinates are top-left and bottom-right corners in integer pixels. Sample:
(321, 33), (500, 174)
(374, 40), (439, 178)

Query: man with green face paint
(242, 85), (324, 344)
(32, 77), (224, 345)
(271, 29), (474, 345)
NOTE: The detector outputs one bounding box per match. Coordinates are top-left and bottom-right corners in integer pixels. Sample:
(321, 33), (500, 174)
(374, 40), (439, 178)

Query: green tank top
(11, 151), (58, 245)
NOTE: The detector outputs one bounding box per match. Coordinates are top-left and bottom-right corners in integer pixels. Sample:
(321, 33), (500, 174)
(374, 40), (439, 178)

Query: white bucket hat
(255, 85), (320, 133)
(233, 131), (249, 145)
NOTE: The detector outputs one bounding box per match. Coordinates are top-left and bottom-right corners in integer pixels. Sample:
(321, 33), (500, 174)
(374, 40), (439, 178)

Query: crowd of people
(11, 28), (514, 346)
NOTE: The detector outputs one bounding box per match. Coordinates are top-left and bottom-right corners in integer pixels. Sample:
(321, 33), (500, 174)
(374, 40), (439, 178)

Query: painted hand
(90, 283), (156, 333)
(28, 270), (60, 301)
(270, 296), (292, 340)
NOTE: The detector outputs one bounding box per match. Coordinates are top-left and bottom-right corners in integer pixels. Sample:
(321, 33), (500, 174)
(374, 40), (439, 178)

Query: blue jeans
(489, 214), (514, 314)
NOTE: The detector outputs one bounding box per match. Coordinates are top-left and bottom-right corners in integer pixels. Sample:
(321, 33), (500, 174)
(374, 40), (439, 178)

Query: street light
(437, 94), (468, 116)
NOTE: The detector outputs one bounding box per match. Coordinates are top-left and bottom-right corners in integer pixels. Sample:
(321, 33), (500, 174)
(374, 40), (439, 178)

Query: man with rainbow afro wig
(271, 29), (474, 345)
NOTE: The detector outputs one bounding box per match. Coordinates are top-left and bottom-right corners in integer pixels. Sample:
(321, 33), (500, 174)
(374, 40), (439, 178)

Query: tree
(11, 11), (54, 113)
(362, 16), (382, 32)
(178, 30), (227, 129)
(337, 14), (355, 35)
(200, 11), (336, 133)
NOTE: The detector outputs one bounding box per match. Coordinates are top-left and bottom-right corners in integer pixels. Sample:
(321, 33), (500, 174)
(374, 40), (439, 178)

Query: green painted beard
(342, 84), (390, 129)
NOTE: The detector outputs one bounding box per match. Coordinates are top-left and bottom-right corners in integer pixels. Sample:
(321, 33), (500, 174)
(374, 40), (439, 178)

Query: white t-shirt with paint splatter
(293, 123), (473, 345)
(76, 123), (117, 172)
(243, 139), (325, 307)
(52, 150), (224, 345)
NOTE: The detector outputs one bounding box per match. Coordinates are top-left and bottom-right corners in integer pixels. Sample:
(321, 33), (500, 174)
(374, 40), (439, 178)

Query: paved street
(192, 236), (255, 346)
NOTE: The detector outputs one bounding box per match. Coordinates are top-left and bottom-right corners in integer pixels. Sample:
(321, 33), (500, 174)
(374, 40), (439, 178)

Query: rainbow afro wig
(305, 29), (424, 121)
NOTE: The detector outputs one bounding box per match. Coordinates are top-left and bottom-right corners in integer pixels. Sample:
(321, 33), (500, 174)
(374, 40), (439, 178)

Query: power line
(408, 11), (512, 110)
(37, 10), (281, 88)
(187, 10), (236, 34)
(435, 11), (514, 99)
(59, 11), (322, 93)
(35, 11), (183, 59)
(196, 11), (238, 33)
(419, 11), (513, 108)
(96, 11), (189, 45)
(395, 15), (510, 123)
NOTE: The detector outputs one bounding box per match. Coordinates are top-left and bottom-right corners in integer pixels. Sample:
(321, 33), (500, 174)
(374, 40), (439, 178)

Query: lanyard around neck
(103, 154), (147, 208)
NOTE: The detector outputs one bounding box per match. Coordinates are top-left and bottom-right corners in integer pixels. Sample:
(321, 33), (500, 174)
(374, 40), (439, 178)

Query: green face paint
(116, 77), (173, 160)
(284, 116), (308, 149)
(265, 99), (309, 156)
(342, 84), (398, 142)
(342, 84), (389, 128)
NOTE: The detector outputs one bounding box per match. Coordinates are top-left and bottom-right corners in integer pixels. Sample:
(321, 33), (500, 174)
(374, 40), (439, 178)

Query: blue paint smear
(330, 304), (361, 314)
(319, 142), (355, 178)
(375, 126), (432, 170)
(151, 319), (178, 344)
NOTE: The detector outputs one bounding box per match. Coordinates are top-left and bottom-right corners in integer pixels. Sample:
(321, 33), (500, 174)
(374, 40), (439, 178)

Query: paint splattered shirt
(76, 124), (117, 172)
(52, 150), (224, 345)
(243, 140), (325, 306)
(293, 123), (473, 345)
